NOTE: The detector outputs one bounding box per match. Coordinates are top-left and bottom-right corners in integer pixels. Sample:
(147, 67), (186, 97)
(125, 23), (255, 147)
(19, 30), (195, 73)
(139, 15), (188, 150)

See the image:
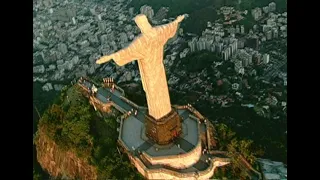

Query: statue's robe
(110, 21), (179, 119)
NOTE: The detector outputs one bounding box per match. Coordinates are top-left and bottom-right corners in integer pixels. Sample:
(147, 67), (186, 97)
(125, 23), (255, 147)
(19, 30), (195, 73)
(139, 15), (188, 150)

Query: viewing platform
(77, 77), (230, 179)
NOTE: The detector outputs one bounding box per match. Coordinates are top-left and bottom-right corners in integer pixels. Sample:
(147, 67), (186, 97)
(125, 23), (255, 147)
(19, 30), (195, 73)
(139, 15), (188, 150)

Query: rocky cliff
(35, 127), (97, 180)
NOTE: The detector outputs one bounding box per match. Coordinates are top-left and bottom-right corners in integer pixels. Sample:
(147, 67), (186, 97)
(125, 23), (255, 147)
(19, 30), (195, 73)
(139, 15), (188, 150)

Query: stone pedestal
(145, 110), (182, 145)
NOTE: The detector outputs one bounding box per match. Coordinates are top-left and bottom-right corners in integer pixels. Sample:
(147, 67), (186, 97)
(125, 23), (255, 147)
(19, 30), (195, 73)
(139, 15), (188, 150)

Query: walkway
(79, 79), (200, 157)
(78, 78), (217, 174)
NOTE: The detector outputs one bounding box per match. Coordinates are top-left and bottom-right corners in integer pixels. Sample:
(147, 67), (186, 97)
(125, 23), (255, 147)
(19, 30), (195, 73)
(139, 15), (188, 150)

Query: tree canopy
(36, 85), (142, 179)
(214, 123), (264, 179)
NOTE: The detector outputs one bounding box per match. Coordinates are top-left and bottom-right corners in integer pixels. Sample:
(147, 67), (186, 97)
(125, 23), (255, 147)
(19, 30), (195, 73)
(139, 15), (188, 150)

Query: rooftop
(257, 158), (287, 180)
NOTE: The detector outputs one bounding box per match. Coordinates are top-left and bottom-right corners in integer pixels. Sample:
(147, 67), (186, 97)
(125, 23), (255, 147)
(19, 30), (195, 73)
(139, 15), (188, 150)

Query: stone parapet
(119, 96), (140, 109)
(114, 84), (125, 95)
(142, 120), (202, 169)
(129, 154), (230, 180)
(110, 101), (127, 113)
(142, 140), (201, 169)
(118, 117), (125, 142)
(172, 105), (186, 110)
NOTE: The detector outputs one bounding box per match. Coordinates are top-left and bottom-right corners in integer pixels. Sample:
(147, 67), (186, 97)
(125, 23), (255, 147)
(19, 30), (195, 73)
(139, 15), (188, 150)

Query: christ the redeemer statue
(96, 14), (185, 120)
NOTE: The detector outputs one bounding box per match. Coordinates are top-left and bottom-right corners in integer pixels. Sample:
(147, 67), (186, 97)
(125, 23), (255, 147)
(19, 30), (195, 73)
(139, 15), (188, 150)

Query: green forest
(34, 85), (143, 179)
(212, 123), (264, 179)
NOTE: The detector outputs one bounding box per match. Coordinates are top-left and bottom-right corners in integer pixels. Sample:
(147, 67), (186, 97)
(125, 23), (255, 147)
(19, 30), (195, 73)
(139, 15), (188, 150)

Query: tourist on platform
(112, 84), (115, 92)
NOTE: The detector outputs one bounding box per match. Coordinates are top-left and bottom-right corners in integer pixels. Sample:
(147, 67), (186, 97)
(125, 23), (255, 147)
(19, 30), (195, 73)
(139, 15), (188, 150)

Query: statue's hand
(176, 15), (185, 23)
(96, 54), (114, 64)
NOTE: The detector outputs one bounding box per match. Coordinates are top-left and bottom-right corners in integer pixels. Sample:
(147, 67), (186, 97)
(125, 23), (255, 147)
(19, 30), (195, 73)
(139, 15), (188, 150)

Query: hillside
(34, 85), (143, 179)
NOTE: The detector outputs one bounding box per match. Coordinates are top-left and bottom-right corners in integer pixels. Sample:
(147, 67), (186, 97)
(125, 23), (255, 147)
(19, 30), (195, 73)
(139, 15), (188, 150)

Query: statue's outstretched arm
(96, 39), (143, 66)
(156, 15), (185, 41)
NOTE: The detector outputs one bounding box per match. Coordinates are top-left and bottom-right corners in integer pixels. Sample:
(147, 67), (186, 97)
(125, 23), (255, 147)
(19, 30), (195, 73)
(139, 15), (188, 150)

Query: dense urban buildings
(34, 0), (287, 179)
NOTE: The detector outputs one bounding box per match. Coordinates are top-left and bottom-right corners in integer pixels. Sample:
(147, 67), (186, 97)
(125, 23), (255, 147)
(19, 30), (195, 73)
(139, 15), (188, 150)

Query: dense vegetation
(179, 50), (223, 72)
(212, 123), (264, 179)
(180, 7), (218, 35)
(33, 82), (60, 114)
(33, 168), (42, 180)
(35, 85), (143, 179)
(33, 82), (60, 179)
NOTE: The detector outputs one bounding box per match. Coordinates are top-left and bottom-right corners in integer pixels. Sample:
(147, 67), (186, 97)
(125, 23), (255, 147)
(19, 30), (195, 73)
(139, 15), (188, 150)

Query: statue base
(145, 109), (182, 145)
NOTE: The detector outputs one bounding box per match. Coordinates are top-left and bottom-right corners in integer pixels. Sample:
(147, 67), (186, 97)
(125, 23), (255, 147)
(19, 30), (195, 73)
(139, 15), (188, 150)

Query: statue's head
(134, 14), (153, 34)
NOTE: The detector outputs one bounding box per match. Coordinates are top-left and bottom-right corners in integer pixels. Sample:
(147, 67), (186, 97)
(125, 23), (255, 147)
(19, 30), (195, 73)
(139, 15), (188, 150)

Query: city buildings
(263, 53), (270, 64)
(197, 37), (207, 51)
(240, 25), (245, 34)
(266, 30), (272, 40)
(140, 5), (154, 20)
(257, 158), (287, 180)
(268, 2), (276, 12)
(179, 48), (190, 58)
(188, 37), (198, 52)
(34, 1), (287, 179)
(252, 7), (262, 21)
(263, 6), (270, 14)
(237, 49), (252, 67)
(153, 7), (169, 23)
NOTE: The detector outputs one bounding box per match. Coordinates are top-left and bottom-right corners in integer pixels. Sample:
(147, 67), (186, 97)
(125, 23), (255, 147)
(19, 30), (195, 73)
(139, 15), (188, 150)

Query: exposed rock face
(35, 128), (97, 180)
